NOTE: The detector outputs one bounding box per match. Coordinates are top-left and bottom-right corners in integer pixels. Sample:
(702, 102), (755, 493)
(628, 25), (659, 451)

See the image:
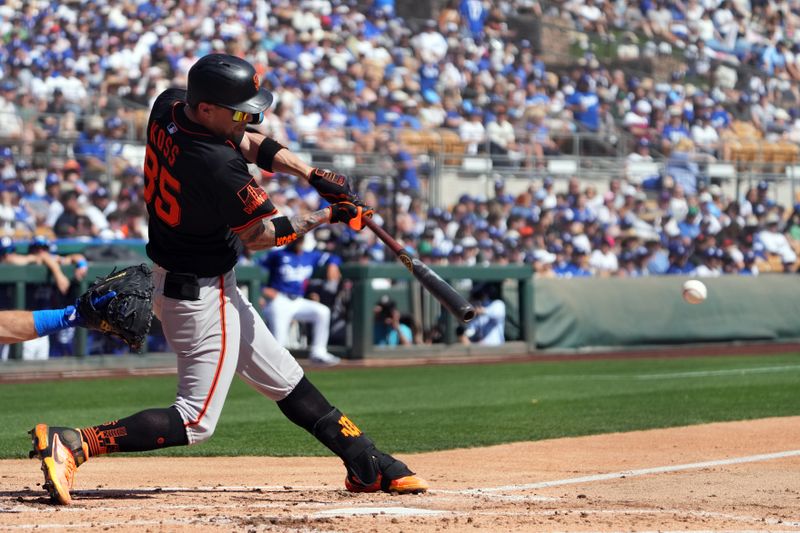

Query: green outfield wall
(535, 276), (800, 349)
(2, 261), (799, 359)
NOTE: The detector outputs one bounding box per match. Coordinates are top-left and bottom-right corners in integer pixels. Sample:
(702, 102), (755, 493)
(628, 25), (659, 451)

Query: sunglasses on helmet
(230, 109), (264, 124)
(209, 103), (263, 124)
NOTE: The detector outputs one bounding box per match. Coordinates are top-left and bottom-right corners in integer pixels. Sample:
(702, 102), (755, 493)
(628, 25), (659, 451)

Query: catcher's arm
(0, 311), (37, 344)
(3, 292), (117, 344)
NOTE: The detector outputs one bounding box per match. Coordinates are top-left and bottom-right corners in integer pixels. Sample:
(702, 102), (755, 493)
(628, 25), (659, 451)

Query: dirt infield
(1, 416), (799, 531)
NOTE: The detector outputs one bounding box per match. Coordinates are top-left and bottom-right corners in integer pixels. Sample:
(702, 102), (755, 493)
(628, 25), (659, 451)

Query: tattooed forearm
(237, 208), (331, 250)
(288, 208), (331, 236)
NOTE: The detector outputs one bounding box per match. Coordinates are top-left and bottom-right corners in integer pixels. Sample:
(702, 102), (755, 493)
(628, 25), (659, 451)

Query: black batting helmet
(187, 54), (273, 123)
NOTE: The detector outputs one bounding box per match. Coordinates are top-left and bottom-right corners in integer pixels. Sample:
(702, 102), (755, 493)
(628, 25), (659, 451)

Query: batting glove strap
(329, 201), (374, 231)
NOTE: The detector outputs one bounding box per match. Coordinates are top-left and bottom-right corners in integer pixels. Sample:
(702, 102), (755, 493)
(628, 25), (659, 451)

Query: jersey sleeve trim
(230, 209), (278, 233)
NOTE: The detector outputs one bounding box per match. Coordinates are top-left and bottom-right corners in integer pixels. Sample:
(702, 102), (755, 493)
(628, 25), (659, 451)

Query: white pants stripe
(152, 265), (304, 445)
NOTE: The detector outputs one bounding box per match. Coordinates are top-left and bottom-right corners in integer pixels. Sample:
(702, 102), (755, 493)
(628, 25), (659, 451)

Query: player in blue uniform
(260, 235), (342, 365)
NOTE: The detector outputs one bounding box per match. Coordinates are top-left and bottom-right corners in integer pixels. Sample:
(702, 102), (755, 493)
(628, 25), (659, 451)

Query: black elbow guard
(271, 216), (298, 247)
(256, 138), (286, 172)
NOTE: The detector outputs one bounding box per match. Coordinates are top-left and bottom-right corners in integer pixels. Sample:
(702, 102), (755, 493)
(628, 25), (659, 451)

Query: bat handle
(363, 217), (403, 255)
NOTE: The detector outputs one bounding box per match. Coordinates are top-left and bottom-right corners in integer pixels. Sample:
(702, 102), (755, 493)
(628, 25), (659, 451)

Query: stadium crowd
(2, 0), (800, 357)
(556, 0), (800, 91)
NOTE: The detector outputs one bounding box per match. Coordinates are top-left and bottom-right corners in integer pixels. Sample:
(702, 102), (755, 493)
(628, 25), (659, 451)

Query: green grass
(2, 353), (800, 459)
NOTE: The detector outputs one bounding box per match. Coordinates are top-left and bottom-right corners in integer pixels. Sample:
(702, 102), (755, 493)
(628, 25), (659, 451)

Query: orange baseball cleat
(345, 472), (429, 494)
(29, 424), (89, 504)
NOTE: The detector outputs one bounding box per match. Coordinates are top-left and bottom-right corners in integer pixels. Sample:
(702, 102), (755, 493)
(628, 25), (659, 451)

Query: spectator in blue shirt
(272, 29), (304, 62)
(661, 108), (691, 152)
(739, 251), (759, 275)
(460, 0), (488, 40)
(666, 244), (697, 274)
(678, 206), (702, 239)
(373, 0), (396, 17)
(665, 138), (701, 195)
(761, 40), (788, 77)
(399, 100), (423, 130)
(567, 77), (600, 131)
(710, 102), (731, 130)
(346, 105), (376, 153)
(554, 247), (593, 277)
(373, 296), (413, 346)
(419, 61), (439, 94)
(390, 141), (420, 193)
(72, 115), (107, 178)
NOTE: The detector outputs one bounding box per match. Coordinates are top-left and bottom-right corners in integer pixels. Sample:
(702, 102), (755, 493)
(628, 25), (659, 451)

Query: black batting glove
(308, 167), (362, 205)
(329, 201), (374, 232)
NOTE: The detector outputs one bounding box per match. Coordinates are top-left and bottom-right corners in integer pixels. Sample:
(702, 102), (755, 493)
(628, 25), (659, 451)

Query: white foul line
(460, 449), (800, 494)
(533, 364), (800, 381)
(634, 364), (800, 379)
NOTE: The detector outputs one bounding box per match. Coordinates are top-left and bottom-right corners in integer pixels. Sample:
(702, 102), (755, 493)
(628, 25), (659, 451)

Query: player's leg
(30, 269), (242, 504)
(234, 286), (305, 400)
(22, 335), (48, 360)
(233, 286), (427, 494)
(293, 298), (339, 364)
(278, 377), (428, 494)
(263, 293), (294, 346)
(162, 271), (243, 445)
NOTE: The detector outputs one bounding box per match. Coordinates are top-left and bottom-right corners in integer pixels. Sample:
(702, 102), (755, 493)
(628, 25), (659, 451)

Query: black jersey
(144, 89), (277, 277)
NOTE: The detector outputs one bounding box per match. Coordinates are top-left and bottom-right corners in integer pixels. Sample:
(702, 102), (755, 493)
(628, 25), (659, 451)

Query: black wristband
(270, 216), (298, 246)
(256, 138), (286, 172)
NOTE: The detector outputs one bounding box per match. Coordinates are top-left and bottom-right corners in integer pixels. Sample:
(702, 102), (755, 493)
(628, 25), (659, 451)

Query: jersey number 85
(143, 144), (182, 227)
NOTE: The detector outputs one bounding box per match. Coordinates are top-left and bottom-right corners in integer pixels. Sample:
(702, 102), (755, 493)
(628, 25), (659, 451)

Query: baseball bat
(364, 217), (476, 323)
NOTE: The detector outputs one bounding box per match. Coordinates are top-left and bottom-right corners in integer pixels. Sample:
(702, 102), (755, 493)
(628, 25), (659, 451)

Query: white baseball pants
(152, 265), (304, 445)
(263, 293), (331, 359)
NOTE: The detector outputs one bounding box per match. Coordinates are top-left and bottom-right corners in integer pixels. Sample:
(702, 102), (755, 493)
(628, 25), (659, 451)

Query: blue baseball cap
(29, 235), (51, 248)
(105, 116), (124, 129)
(668, 243), (687, 256)
(28, 235), (56, 254)
(45, 173), (60, 187)
(0, 236), (14, 255)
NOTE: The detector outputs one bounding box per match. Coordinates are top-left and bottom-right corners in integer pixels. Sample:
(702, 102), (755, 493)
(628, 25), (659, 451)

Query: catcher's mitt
(77, 264), (154, 351)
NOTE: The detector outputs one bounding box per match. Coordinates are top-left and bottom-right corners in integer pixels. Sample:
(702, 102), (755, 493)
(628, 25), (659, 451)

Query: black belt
(163, 272), (201, 301)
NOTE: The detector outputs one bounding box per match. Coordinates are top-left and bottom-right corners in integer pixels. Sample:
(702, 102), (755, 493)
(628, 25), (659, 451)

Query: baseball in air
(682, 279), (707, 304)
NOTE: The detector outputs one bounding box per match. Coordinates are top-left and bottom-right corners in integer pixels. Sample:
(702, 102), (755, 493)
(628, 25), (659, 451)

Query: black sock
(81, 406), (188, 456)
(276, 376), (334, 431)
(277, 376), (412, 485)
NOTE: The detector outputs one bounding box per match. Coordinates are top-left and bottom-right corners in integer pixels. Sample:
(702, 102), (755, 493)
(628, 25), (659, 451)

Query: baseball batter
(30, 53), (428, 505)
